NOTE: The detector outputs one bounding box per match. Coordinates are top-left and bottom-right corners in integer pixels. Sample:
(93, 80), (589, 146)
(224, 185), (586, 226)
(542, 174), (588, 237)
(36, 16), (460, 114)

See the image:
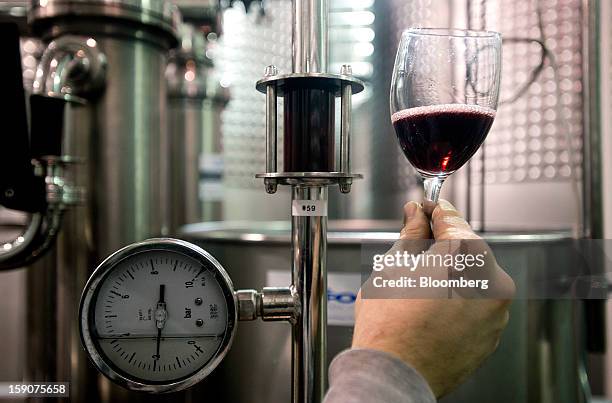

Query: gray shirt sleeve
(323, 349), (436, 403)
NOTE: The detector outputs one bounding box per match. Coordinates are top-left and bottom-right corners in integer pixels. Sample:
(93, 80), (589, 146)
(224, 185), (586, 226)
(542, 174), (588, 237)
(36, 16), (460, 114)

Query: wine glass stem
(423, 176), (445, 215)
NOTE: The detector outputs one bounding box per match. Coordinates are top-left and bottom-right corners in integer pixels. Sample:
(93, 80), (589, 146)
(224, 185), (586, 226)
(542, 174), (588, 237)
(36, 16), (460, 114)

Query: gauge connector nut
(236, 289), (260, 321)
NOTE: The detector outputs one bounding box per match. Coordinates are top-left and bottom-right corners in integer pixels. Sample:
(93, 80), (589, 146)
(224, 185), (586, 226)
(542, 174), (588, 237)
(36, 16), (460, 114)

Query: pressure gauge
(79, 238), (237, 393)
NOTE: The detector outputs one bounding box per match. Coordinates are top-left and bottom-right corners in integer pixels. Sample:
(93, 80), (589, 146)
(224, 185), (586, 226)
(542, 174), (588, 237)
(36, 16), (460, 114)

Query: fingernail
(438, 199), (456, 211)
(405, 201), (418, 220)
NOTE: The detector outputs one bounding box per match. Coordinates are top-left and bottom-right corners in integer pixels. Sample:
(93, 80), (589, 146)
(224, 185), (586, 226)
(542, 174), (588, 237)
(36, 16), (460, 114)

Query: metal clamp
(256, 66), (365, 194)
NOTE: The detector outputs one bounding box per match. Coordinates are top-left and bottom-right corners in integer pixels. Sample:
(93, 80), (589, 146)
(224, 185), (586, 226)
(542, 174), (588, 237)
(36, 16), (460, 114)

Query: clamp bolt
(264, 65), (278, 77)
(339, 182), (352, 194)
(264, 178), (278, 194)
(340, 64), (353, 76)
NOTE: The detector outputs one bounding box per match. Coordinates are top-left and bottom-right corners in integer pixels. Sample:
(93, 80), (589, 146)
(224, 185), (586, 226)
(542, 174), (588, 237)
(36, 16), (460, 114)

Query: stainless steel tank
(166, 22), (228, 233)
(24, 1), (184, 401)
(182, 221), (588, 403)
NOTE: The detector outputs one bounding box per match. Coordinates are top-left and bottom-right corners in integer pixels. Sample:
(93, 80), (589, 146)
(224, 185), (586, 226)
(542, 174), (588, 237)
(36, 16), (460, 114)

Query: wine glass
(390, 28), (501, 214)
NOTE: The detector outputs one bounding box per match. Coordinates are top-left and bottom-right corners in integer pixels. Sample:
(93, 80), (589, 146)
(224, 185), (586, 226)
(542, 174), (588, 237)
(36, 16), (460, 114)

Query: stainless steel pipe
(339, 64), (352, 176)
(291, 186), (328, 403)
(292, 0), (328, 73)
(581, 0), (603, 240)
(265, 65), (278, 174)
(257, 2), (360, 401)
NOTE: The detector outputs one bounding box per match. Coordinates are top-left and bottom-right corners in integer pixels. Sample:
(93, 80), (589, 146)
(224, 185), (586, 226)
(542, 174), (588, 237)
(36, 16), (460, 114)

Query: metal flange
(255, 72), (365, 96)
(256, 172), (362, 193)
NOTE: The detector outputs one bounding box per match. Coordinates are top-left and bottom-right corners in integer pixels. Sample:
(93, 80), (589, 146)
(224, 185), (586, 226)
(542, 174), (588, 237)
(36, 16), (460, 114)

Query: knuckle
(432, 204), (460, 222)
(400, 226), (422, 239)
(497, 265), (517, 298)
(494, 298), (513, 311)
(491, 335), (502, 353)
(493, 308), (511, 331)
(399, 221), (429, 239)
(403, 201), (417, 211)
(433, 219), (475, 240)
(431, 205), (445, 222)
(502, 309), (510, 327)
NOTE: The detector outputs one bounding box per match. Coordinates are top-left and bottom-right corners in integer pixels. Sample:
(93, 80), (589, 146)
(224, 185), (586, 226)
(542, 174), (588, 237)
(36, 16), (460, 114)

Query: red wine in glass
(391, 104), (495, 176)
(390, 29), (501, 213)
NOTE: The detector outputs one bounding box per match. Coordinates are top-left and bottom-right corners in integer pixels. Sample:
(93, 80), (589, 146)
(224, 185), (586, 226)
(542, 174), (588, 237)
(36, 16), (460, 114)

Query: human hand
(351, 200), (515, 398)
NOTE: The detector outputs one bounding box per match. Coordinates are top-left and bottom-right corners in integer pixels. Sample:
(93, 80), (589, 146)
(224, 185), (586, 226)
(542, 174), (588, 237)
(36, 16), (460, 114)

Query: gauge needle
(153, 284), (166, 368)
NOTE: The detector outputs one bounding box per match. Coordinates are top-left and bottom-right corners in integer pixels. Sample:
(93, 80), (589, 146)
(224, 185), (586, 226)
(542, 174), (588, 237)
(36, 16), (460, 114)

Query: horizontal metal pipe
(235, 287), (298, 322)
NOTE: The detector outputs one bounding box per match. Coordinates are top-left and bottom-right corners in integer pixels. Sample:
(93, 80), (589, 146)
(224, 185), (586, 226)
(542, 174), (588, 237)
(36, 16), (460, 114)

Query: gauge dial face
(80, 239), (237, 393)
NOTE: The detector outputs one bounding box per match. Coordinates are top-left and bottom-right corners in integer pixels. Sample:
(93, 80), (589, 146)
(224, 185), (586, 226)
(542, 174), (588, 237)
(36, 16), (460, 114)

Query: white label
(292, 200), (328, 217)
(266, 270), (361, 327)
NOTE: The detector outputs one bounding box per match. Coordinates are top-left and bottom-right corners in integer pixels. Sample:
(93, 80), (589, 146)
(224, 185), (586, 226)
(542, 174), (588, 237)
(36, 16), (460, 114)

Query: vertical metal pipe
(580, 0), (606, 376)
(340, 65), (352, 173)
(289, 1), (330, 401)
(581, 0), (603, 240)
(266, 87), (277, 172)
(291, 185), (328, 403)
(265, 66), (278, 173)
(292, 0), (328, 73)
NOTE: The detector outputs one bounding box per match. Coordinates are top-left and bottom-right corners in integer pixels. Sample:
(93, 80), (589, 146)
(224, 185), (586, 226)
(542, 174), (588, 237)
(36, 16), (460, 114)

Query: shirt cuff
(324, 348), (436, 403)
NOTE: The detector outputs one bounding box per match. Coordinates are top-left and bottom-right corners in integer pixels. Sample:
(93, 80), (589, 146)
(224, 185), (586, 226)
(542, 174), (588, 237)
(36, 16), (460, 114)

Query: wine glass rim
(403, 28), (501, 39)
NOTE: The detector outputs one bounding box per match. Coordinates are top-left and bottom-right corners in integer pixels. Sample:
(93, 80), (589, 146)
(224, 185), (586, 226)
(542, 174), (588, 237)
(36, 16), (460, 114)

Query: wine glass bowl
(390, 28), (502, 213)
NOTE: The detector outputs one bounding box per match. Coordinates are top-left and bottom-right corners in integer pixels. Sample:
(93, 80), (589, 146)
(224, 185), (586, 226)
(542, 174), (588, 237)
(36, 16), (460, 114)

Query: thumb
(400, 201), (431, 240)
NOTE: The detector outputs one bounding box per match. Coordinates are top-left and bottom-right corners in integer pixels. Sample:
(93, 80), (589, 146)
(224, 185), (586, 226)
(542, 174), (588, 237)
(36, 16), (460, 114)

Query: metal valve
(236, 287), (299, 322)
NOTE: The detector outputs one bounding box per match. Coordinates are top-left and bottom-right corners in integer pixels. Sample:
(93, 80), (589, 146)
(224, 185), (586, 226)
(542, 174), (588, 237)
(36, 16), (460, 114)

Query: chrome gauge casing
(79, 238), (237, 393)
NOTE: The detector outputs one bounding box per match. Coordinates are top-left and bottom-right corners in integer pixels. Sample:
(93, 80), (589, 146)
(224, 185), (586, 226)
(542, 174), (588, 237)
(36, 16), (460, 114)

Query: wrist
(351, 341), (440, 397)
(330, 348), (437, 402)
